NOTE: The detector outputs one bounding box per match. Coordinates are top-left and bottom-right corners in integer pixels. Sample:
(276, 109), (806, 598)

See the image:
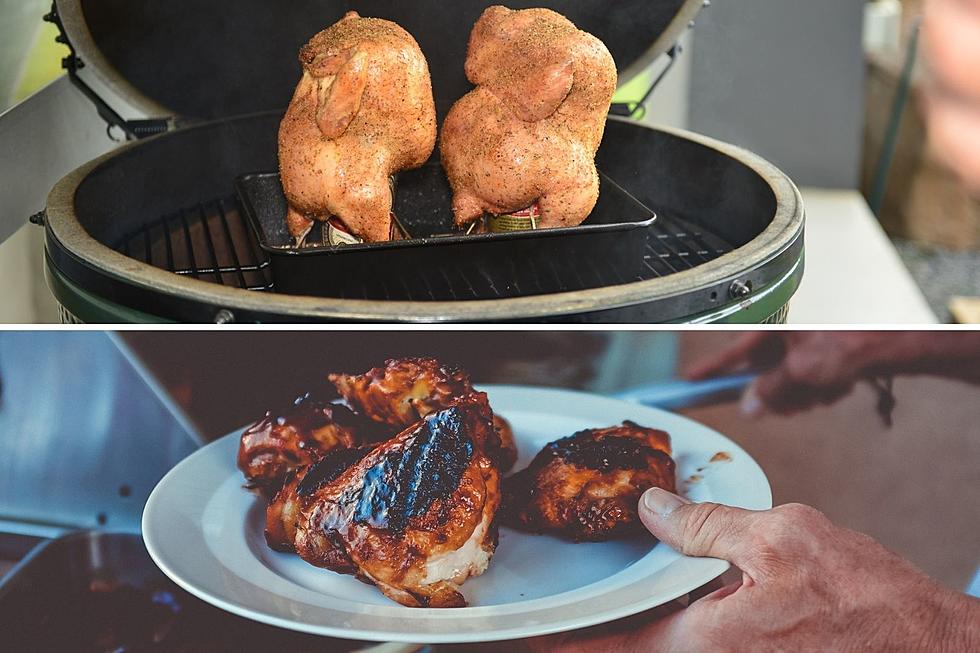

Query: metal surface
(0, 76), (119, 245)
(113, 196), (274, 292)
(42, 116), (805, 323)
(0, 531), (408, 652)
(614, 373), (757, 410)
(0, 333), (200, 534)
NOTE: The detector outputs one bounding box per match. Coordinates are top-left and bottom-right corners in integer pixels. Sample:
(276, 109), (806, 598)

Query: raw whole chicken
(278, 12), (437, 243)
(504, 421), (676, 541)
(269, 393), (502, 607)
(440, 6), (617, 229)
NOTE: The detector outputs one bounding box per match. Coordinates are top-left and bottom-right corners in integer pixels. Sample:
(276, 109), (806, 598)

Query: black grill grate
(114, 197), (273, 291)
(113, 198), (732, 299)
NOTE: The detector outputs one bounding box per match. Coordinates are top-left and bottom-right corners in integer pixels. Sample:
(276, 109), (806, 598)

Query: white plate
(143, 385), (771, 644)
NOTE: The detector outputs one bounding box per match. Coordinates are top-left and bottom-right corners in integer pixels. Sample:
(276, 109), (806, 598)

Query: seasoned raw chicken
(278, 11), (437, 243)
(331, 357), (518, 471)
(440, 6), (617, 229)
(237, 393), (391, 496)
(504, 421), (676, 541)
(282, 395), (501, 608)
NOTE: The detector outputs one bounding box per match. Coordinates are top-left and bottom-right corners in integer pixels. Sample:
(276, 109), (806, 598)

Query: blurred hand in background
(686, 332), (980, 416)
(923, 0), (980, 192)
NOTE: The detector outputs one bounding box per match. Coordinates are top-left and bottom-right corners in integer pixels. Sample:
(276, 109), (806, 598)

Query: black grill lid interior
(79, 0), (697, 121)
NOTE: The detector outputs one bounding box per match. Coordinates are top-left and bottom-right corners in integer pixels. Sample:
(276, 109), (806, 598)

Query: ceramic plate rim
(143, 385), (772, 643)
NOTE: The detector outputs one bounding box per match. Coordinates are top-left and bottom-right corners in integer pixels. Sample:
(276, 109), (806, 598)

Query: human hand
(528, 489), (979, 652)
(685, 332), (980, 416)
(684, 332), (896, 416)
(923, 0), (980, 192)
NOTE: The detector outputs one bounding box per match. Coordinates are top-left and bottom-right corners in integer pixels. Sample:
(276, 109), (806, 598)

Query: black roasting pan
(236, 163), (657, 298)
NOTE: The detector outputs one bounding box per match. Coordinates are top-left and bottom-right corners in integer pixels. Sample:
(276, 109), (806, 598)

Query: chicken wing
(330, 357), (517, 471)
(278, 12), (437, 243)
(440, 6), (617, 229)
(237, 392), (391, 496)
(329, 357), (472, 426)
(286, 394), (501, 608)
(504, 421), (676, 541)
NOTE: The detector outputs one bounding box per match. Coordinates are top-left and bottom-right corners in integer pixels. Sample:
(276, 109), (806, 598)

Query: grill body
(43, 114), (804, 323)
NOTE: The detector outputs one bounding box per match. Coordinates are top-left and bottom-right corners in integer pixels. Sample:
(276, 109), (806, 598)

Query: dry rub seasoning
(486, 203), (541, 233)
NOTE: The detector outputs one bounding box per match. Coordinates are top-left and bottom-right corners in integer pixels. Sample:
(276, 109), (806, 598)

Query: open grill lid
(56, 0), (704, 123)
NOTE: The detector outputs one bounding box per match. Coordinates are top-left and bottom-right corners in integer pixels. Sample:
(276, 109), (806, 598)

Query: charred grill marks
(548, 431), (659, 472)
(297, 445), (374, 496)
(352, 407), (474, 533)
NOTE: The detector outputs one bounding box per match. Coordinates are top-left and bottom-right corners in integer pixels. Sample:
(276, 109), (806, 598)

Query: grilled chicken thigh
(440, 6), (617, 229)
(331, 357), (517, 471)
(504, 421), (676, 541)
(275, 394), (501, 608)
(237, 393), (390, 496)
(278, 11), (437, 243)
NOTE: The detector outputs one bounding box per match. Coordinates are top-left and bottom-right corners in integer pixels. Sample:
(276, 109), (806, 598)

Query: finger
(524, 600), (686, 653)
(751, 366), (853, 416)
(687, 576), (727, 603)
(638, 489), (765, 577)
(684, 333), (775, 380)
(623, 603), (705, 653)
(924, 0), (980, 103)
(690, 579), (742, 605)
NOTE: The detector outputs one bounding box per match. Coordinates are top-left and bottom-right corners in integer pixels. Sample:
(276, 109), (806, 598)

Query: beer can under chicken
(486, 203), (541, 233)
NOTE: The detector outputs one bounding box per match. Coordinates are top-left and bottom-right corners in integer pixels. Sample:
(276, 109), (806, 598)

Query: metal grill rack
(113, 200), (733, 299)
(114, 197), (273, 291)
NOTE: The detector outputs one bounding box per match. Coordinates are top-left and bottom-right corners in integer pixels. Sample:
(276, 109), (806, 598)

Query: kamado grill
(35, 0), (804, 323)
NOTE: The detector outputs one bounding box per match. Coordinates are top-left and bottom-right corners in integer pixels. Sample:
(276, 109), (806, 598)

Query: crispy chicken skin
(278, 12), (437, 243)
(237, 393), (391, 496)
(440, 6), (617, 229)
(504, 421), (676, 541)
(492, 414), (518, 472)
(330, 358), (517, 471)
(282, 395), (501, 608)
(265, 444), (376, 555)
(329, 357), (473, 427)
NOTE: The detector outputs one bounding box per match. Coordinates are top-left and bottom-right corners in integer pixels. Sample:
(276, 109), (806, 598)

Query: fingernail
(741, 385), (763, 417)
(641, 487), (691, 517)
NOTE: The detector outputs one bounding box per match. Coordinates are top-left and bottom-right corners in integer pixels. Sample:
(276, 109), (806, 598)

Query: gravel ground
(893, 239), (980, 323)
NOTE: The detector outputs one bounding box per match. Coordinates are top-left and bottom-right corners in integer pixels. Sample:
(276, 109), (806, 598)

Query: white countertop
(789, 188), (938, 324)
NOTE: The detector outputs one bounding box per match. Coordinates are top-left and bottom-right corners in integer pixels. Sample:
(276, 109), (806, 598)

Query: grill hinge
(609, 43), (683, 121)
(44, 3), (174, 141)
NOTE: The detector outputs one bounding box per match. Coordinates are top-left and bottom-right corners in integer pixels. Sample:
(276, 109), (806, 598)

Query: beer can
(486, 203), (541, 233)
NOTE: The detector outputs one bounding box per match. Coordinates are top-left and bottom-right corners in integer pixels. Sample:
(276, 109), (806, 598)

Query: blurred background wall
(688, 0), (866, 189)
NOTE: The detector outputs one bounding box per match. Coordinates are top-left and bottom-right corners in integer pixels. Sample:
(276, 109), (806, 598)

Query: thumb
(638, 488), (763, 576)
